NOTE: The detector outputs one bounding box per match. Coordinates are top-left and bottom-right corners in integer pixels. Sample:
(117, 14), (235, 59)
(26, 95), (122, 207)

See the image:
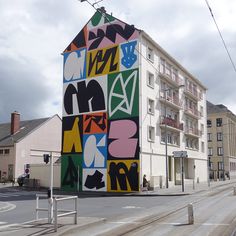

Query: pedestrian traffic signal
(43, 154), (50, 164)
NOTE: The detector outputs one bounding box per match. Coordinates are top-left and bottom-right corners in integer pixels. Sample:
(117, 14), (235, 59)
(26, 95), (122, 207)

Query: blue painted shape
(121, 41), (137, 69)
(83, 134), (107, 168)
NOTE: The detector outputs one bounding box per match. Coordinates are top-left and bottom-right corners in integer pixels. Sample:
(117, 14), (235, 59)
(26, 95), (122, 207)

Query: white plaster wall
(139, 33), (208, 184)
(14, 115), (62, 178)
(30, 164), (61, 188)
(194, 159), (208, 183)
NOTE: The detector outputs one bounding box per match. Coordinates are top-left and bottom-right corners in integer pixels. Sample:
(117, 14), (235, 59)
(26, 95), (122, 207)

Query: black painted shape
(108, 162), (139, 191)
(84, 170), (105, 189)
(77, 80), (105, 113)
(64, 84), (78, 115)
(64, 80), (105, 115)
(88, 29), (105, 50)
(106, 24), (135, 43)
(64, 29), (86, 52)
(88, 46), (118, 77)
(88, 23), (135, 51)
(84, 113), (106, 133)
(62, 156), (79, 188)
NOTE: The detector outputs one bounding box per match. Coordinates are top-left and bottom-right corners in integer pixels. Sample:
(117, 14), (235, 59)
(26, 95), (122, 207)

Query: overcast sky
(0, 0), (235, 123)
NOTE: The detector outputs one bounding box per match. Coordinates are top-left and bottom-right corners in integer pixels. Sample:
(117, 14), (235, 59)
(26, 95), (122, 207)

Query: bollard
(234, 187), (236, 195)
(188, 203), (194, 224)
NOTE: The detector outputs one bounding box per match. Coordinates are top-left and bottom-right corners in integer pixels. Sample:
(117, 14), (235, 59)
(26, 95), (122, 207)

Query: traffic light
(47, 189), (51, 198)
(43, 154), (50, 164)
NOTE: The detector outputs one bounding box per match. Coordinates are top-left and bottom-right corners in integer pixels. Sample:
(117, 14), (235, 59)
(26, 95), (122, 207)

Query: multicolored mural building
(61, 9), (140, 192)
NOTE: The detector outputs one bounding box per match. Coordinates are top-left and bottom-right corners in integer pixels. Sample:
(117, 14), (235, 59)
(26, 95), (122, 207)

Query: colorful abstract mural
(61, 9), (140, 192)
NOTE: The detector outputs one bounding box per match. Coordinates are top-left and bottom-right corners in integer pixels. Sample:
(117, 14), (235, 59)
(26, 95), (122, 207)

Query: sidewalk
(0, 179), (236, 236)
(139, 178), (236, 196)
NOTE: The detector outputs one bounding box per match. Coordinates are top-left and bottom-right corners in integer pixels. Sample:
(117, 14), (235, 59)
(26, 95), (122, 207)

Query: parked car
(17, 173), (29, 186)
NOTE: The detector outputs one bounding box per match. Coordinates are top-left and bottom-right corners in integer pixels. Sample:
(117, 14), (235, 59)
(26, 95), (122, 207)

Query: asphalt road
(1, 183), (236, 235)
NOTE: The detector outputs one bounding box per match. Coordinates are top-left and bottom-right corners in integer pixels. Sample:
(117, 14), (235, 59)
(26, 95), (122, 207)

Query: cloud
(0, 0), (235, 122)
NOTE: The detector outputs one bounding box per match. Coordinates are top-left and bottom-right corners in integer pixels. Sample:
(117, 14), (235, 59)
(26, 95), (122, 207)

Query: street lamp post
(164, 89), (169, 188)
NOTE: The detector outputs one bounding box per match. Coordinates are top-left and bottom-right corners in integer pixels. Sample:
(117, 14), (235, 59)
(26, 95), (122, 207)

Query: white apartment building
(139, 32), (208, 188)
(62, 8), (208, 192)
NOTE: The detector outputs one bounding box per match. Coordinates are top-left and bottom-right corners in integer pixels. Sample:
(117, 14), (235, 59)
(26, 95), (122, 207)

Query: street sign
(173, 151), (188, 158)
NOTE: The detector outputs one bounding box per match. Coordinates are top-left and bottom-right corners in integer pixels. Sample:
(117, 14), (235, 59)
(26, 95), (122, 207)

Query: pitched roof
(63, 7), (140, 53)
(0, 117), (49, 147)
(207, 100), (230, 114)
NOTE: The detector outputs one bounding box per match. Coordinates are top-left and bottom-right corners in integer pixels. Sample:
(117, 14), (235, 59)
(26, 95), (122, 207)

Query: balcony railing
(184, 107), (201, 119)
(184, 86), (199, 100)
(159, 92), (182, 108)
(159, 66), (183, 87)
(160, 116), (183, 131)
(185, 127), (201, 137)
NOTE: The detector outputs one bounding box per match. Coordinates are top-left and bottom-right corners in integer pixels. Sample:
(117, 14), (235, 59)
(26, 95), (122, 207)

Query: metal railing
(54, 196), (78, 232)
(35, 194), (78, 232)
(36, 194), (49, 221)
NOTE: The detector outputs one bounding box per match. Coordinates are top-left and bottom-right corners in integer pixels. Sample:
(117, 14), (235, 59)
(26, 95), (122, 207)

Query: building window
(208, 147), (213, 156)
(209, 162), (213, 170)
(0, 150), (3, 155)
(218, 162), (224, 170)
(200, 106), (204, 117)
(167, 133), (172, 144)
(201, 141), (205, 153)
(172, 68), (178, 81)
(147, 98), (155, 114)
(201, 124), (204, 135)
(147, 47), (154, 62)
(165, 62), (171, 76)
(207, 133), (212, 142)
(216, 118), (222, 127)
(217, 147), (223, 156)
(147, 71), (154, 88)
(217, 132), (223, 141)
(148, 126), (155, 142)
(207, 120), (212, 128)
(186, 138), (189, 148)
(4, 149), (10, 155)
(161, 132), (165, 143)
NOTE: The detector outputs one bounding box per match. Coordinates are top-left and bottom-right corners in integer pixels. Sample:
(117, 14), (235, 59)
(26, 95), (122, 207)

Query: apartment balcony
(184, 86), (200, 100)
(159, 92), (182, 110)
(160, 116), (183, 132)
(184, 106), (201, 119)
(184, 127), (201, 137)
(159, 67), (183, 88)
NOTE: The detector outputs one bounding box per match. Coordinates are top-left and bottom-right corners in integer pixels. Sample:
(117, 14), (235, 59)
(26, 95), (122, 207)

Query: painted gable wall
(61, 10), (140, 192)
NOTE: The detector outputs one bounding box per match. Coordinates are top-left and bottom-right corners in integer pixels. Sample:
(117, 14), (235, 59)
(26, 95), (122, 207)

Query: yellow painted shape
(107, 160), (140, 192)
(87, 45), (119, 78)
(63, 117), (82, 153)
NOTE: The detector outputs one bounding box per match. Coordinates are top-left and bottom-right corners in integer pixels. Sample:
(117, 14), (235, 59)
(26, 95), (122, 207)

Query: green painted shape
(90, 11), (102, 27)
(90, 11), (115, 27)
(108, 69), (139, 120)
(104, 13), (115, 23)
(61, 154), (83, 192)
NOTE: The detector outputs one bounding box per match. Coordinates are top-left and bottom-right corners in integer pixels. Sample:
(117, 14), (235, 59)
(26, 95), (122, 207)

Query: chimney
(11, 111), (20, 135)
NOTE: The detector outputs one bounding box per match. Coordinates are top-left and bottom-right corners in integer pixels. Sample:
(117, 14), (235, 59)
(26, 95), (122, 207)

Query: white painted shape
(64, 50), (86, 81)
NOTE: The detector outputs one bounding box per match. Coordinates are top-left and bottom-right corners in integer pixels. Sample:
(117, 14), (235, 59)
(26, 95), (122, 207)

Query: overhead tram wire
(79, 0), (161, 75)
(204, 0), (236, 74)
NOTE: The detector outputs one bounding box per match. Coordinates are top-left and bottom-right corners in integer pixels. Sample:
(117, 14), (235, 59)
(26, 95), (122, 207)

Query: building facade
(207, 101), (236, 180)
(61, 8), (208, 192)
(0, 112), (62, 181)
